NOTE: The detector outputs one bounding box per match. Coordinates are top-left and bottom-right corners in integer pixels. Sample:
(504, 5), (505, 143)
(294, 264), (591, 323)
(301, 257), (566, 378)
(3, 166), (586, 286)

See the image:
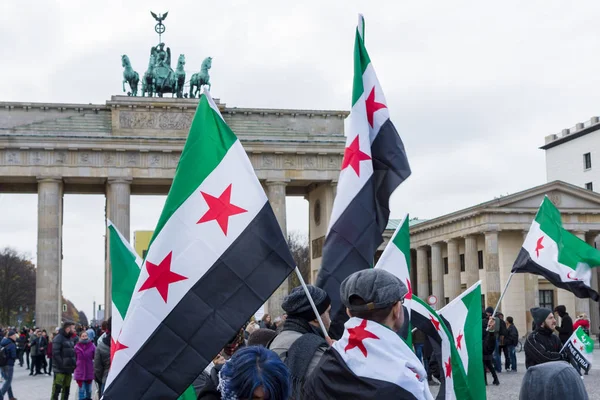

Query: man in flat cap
(304, 269), (433, 400)
(524, 307), (567, 369)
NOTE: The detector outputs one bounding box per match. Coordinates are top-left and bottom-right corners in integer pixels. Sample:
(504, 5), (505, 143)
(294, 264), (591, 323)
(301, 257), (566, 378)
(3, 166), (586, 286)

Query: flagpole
(492, 272), (515, 317)
(294, 266), (330, 339)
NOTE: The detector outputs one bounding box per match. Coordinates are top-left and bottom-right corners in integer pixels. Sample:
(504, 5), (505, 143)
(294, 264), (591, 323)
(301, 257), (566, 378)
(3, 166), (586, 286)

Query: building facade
(381, 181), (600, 334)
(543, 116), (600, 192)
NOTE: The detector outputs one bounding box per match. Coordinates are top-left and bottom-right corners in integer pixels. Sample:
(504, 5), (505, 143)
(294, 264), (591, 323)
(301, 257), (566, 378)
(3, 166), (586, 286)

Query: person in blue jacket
(1, 329), (18, 400)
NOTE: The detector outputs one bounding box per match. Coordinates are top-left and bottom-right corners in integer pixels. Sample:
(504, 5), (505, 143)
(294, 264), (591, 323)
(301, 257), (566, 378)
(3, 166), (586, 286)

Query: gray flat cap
(340, 269), (407, 312)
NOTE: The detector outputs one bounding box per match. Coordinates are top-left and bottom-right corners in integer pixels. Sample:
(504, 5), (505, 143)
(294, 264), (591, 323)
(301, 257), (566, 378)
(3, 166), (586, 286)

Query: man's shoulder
(268, 330), (302, 352)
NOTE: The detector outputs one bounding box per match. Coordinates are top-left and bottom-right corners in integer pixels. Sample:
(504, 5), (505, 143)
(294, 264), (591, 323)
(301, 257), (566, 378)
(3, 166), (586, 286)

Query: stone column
(431, 243), (444, 308)
(105, 178), (131, 318)
(265, 180), (289, 316)
(464, 234), (479, 289)
(416, 246), (429, 298)
(573, 231), (591, 317)
(522, 230), (539, 331)
(36, 178), (63, 330)
(485, 230), (501, 309)
(446, 239), (461, 300)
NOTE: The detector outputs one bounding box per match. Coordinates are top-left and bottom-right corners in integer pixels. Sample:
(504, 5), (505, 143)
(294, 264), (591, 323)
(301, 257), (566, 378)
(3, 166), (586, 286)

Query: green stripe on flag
(177, 384), (197, 400)
(461, 284), (486, 399)
(392, 216), (411, 274)
(151, 95), (238, 245)
(352, 16), (371, 106)
(109, 224), (142, 317)
(536, 197), (600, 270)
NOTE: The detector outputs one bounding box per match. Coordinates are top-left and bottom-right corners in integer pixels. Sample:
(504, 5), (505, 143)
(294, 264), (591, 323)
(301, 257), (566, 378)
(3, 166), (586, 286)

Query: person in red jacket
(573, 313), (590, 335)
(46, 333), (54, 375)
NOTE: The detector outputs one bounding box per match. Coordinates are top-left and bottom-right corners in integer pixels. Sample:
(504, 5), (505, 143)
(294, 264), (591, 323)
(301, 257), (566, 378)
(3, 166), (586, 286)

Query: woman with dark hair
(260, 314), (276, 331)
(198, 346), (291, 400)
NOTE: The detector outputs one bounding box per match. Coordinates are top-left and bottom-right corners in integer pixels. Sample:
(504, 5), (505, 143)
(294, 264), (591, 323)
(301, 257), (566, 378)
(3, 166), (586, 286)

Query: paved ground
(3, 349), (600, 399)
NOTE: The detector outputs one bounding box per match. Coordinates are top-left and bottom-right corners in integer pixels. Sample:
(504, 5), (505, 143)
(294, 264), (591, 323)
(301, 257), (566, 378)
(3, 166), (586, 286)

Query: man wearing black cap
(268, 284), (331, 398)
(0, 329), (18, 400)
(304, 269), (432, 399)
(524, 307), (567, 369)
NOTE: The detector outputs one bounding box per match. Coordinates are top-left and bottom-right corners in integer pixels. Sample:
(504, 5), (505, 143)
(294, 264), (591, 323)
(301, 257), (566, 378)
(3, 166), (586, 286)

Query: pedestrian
(554, 305), (573, 345)
(74, 331), (95, 400)
(524, 307), (567, 368)
(198, 346), (291, 400)
(505, 316), (519, 372)
(40, 330), (48, 375)
(93, 318), (111, 397)
(483, 307), (502, 373)
(260, 314), (277, 331)
(46, 333), (54, 375)
(573, 313), (590, 336)
(52, 322), (77, 400)
(483, 316), (500, 386)
(496, 312), (509, 372)
(519, 361), (588, 400)
(0, 329), (18, 400)
(15, 330), (25, 368)
(304, 269), (432, 399)
(23, 329), (31, 371)
(29, 329), (43, 376)
(268, 285), (331, 398)
(412, 328), (427, 368)
(85, 326), (95, 345)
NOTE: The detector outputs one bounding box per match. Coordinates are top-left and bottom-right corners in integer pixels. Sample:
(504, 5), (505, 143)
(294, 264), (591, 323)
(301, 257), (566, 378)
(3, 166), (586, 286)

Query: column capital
(107, 177), (132, 184)
(571, 230), (587, 236)
(445, 238), (458, 244)
(265, 179), (290, 186)
(36, 176), (62, 183)
(416, 245), (429, 252)
(463, 233), (478, 239)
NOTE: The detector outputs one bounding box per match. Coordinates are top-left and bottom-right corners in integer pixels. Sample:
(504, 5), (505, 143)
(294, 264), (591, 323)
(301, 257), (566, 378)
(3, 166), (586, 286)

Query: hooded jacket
(524, 326), (566, 369)
(74, 340), (96, 381)
(94, 332), (111, 390)
(53, 328), (77, 374)
(519, 361), (588, 399)
(0, 337), (17, 366)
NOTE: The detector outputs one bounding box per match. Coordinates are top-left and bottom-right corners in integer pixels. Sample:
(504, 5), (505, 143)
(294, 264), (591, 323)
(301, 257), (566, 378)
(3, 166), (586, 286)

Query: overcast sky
(2, 1), (600, 319)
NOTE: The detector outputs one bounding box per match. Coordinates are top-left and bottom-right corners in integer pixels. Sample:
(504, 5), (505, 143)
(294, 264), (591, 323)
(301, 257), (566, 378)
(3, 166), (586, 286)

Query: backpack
(0, 344), (8, 367)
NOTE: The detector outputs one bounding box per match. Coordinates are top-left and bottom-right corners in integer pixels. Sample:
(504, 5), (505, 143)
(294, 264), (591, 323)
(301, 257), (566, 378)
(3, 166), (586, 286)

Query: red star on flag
(365, 86), (387, 128)
(580, 346), (584, 351)
(138, 251), (188, 302)
(429, 314), (441, 331)
(110, 337), (128, 362)
(405, 279), (413, 300)
(574, 338), (577, 344)
(198, 184), (247, 235)
(456, 331), (464, 350)
(341, 136), (371, 177)
(445, 357), (452, 378)
(344, 319), (380, 357)
(535, 236), (544, 258)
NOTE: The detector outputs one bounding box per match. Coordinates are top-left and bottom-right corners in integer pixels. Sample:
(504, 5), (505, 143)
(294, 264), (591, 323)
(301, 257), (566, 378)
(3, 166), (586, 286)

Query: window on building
(443, 257), (448, 274)
(481, 294), (486, 310)
(478, 250), (484, 270)
(584, 152), (592, 170)
(142, 249), (148, 259)
(539, 290), (554, 310)
(444, 297), (450, 306)
(460, 254), (465, 272)
(585, 182), (593, 191)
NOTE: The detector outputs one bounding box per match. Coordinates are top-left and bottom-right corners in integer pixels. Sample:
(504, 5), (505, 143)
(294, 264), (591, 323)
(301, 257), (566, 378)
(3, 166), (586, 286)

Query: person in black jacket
(505, 316), (519, 372)
(52, 322), (77, 400)
(525, 307), (567, 369)
(483, 316), (500, 385)
(554, 305), (573, 345)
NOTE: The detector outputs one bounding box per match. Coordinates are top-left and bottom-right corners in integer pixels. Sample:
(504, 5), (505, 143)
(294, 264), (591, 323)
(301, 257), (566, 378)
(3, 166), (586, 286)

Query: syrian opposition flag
(512, 196), (600, 300)
(107, 221), (142, 362)
(316, 14), (411, 338)
(411, 297), (472, 400)
(375, 214), (412, 345)
(438, 282), (486, 400)
(103, 91), (296, 399)
(561, 326), (594, 373)
(328, 317), (433, 399)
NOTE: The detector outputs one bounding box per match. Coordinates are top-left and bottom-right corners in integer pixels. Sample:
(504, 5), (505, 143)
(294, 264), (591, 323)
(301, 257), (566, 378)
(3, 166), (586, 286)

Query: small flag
(103, 91), (296, 399)
(512, 196), (600, 300)
(304, 317), (433, 399)
(561, 326), (594, 373)
(411, 297), (472, 400)
(316, 13), (412, 338)
(375, 214), (412, 345)
(438, 282), (486, 399)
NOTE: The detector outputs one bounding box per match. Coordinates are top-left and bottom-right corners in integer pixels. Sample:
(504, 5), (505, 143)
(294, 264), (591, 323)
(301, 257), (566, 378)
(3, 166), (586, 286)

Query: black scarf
(283, 317), (328, 399)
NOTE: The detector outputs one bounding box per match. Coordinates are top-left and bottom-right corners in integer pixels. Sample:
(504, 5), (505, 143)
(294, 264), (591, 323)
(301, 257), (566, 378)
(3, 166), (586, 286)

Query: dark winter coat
(53, 328), (77, 374)
(94, 333), (111, 390)
(483, 328), (496, 361)
(556, 313), (574, 344)
(0, 337), (17, 366)
(524, 326), (566, 369)
(506, 324), (519, 347)
(74, 340), (96, 381)
(15, 334), (26, 350)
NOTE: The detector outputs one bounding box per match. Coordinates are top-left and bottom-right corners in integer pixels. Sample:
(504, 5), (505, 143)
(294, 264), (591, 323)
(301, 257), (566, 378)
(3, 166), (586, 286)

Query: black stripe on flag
(512, 248), (600, 301)
(317, 119), (411, 338)
(103, 203), (295, 399)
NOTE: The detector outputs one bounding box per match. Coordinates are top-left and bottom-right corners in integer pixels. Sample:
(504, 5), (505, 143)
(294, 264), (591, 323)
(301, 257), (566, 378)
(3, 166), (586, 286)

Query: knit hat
(485, 307), (494, 315)
(7, 329), (17, 337)
(519, 361), (588, 400)
(340, 269), (407, 312)
(531, 307), (553, 328)
(282, 285), (331, 322)
(248, 328), (278, 347)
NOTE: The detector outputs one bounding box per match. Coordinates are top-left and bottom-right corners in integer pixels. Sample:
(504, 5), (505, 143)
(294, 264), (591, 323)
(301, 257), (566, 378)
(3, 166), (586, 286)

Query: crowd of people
(0, 275), (595, 399)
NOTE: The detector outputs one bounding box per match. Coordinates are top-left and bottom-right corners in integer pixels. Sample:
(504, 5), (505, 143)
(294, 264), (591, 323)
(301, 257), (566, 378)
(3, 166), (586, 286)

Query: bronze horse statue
(189, 57), (212, 98)
(121, 55), (139, 96)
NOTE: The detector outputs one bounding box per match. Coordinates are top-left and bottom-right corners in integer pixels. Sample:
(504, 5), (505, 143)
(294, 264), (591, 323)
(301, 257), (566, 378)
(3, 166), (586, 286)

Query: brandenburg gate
(0, 96), (347, 329)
